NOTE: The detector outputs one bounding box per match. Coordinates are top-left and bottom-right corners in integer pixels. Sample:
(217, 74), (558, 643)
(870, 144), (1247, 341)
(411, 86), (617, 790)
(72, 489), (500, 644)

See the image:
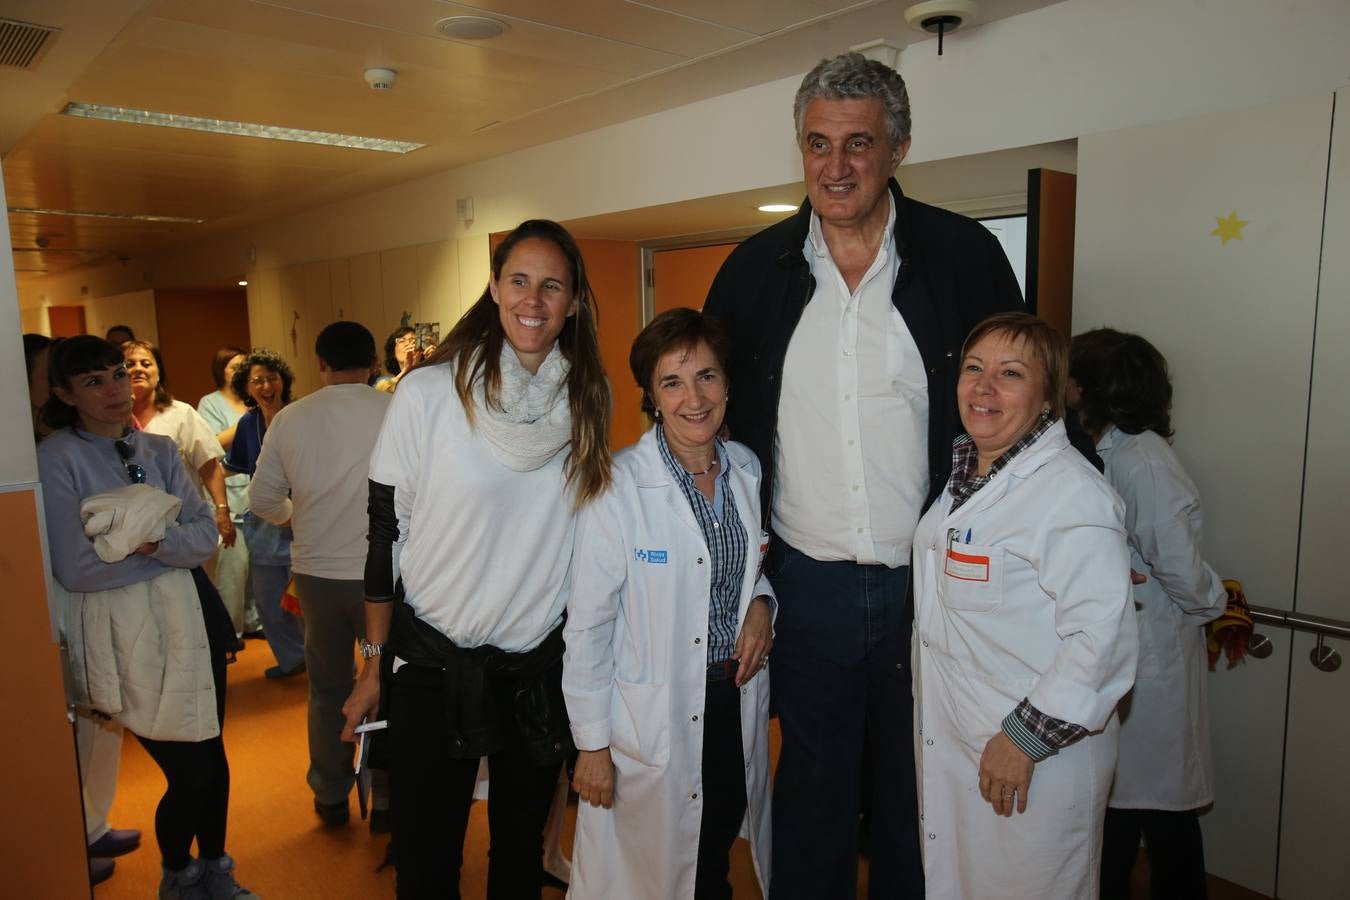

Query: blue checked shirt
(656, 426), (747, 666)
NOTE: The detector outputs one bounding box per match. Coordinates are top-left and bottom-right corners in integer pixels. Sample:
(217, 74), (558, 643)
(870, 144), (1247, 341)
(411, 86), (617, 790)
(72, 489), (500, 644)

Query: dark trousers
(767, 542), (923, 900)
(294, 574), (387, 810)
(695, 675), (748, 900)
(134, 568), (232, 871)
(1101, 807), (1208, 900)
(387, 663), (561, 900)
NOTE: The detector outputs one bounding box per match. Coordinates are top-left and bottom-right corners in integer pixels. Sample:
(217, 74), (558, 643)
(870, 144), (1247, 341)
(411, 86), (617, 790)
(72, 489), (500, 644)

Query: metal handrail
(1250, 605), (1350, 641)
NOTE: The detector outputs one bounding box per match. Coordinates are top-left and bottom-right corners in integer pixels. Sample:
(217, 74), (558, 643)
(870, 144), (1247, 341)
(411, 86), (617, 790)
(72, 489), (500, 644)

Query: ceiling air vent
(0, 18), (61, 71)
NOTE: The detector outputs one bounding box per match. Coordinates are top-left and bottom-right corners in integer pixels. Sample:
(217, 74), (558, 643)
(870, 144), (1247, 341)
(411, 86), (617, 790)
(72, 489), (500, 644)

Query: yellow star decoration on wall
(1211, 211), (1248, 246)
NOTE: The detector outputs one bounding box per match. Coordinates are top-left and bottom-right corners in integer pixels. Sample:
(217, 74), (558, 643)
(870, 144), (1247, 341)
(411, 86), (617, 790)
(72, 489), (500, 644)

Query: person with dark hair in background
(375, 325), (434, 394)
(105, 324), (135, 345)
(124, 340), (235, 561)
(24, 333), (53, 440)
(198, 347), (260, 641)
(1071, 330), (1227, 900)
(702, 51), (1024, 899)
(565, 308), (775, 900)
(341, 219), (612, 898)
(249, 322), (392, 830)
(225, 349), (305, 680)
(37, 336), (257, 899)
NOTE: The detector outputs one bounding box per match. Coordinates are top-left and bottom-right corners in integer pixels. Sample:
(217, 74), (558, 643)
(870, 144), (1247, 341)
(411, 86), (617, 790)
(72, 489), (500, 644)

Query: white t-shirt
(773, 196), (930, 567)
(143, 399), (225, 502)
(369, 364), (576, 652)
(249, 382), (392, 581)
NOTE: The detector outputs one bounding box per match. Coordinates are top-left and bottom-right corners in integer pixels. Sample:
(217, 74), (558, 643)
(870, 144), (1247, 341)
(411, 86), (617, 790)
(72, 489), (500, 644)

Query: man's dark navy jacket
(703, 178), (1025, 519)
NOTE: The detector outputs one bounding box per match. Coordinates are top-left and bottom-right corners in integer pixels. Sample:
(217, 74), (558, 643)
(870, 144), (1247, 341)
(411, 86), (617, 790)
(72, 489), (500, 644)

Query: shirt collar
(655, 423), (728, 486)
(948, 412), (1058, 510)
(807, 191), (896, 261)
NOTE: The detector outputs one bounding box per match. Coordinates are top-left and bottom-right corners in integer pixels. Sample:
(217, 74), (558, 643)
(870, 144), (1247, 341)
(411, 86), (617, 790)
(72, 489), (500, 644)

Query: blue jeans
(767, 541), (923, 900)
(251, 561), (304, 671)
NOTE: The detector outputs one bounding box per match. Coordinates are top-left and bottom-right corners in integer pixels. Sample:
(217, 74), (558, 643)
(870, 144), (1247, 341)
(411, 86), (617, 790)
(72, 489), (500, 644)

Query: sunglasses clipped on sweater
(114, 438), (147, 485)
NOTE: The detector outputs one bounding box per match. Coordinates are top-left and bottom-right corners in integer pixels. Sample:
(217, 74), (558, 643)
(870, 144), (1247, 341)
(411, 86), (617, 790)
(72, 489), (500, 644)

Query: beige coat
(62, 486), (219, 742)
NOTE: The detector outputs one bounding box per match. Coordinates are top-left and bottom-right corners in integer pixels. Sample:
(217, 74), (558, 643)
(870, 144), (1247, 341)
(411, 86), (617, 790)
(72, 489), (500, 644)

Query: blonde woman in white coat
(1070, 330), (1226, 900)
(912, 313), (1137, 900)
(565, 309), (775, 900)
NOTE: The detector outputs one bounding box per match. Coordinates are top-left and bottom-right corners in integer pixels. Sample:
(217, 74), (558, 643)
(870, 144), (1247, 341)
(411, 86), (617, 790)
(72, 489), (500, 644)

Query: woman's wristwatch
(359, 639), (385, 659)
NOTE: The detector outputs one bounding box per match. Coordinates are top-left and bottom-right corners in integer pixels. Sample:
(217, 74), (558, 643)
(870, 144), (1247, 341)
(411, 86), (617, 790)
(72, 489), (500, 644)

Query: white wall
(17, 0), (1350, 310)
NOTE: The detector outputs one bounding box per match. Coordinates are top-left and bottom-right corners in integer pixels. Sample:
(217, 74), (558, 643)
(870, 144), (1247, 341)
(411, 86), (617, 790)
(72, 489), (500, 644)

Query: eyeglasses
(248, 374), (282, 386)
(114, 439), (147, 484)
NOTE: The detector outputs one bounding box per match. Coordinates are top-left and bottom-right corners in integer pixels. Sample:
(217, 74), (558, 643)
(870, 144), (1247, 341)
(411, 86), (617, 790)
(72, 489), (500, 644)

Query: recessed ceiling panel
(638, 0), (867, 36)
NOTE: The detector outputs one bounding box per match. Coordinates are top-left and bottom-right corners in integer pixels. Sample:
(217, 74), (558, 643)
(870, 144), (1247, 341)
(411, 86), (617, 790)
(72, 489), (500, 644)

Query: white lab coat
(1098, 427), (1226, 810)
(563, 428), (774, 900)
(912, 421), (1138, 900)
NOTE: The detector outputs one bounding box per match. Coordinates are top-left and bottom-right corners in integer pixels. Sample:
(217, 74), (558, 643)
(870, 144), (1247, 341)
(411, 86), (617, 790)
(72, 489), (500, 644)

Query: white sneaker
(201, 854), (259, 899)
(159, 859), (208, 900)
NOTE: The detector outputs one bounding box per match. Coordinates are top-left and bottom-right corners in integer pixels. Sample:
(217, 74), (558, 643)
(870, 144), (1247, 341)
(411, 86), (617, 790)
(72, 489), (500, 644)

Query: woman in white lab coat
(564, 308), (775, 900)
(1070, 330), (1227, 900)
(912, 312), (1138, 900)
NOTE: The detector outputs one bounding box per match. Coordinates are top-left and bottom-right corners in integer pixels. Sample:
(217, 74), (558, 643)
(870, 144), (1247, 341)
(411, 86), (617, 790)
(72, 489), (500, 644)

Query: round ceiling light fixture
(904, 1), (978, 56)
(436, 15), (509, 41)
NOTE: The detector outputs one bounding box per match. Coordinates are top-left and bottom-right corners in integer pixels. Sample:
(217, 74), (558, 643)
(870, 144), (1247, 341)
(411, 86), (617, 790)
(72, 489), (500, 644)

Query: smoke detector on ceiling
(436, 16), (508, 41)
(904, 1), (978, 56)
(364, 68), (397, 90)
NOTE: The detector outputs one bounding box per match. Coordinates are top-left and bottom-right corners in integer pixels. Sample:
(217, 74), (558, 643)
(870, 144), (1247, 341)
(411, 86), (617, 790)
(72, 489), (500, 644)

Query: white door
(1278, 88), (1350, 900)
(1074, 92), (1335, 895)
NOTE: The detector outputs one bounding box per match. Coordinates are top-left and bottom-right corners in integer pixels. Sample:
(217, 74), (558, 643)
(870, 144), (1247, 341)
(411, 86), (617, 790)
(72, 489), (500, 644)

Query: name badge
(944, 547), (991, 582)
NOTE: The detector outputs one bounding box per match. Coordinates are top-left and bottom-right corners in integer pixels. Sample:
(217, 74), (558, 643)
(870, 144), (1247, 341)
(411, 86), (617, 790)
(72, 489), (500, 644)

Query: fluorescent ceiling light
(758, 204), (797, 213)
(61, 102), (425, 155)
(8, 205), (204, 224)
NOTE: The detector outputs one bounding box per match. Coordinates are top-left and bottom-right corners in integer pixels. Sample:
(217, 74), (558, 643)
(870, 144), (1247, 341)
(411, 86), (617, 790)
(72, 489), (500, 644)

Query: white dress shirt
(773, 195), (930, 567)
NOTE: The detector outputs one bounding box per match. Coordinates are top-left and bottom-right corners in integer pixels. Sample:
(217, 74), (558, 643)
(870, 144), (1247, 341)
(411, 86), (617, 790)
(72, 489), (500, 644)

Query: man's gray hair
(793, 52), (912, 147)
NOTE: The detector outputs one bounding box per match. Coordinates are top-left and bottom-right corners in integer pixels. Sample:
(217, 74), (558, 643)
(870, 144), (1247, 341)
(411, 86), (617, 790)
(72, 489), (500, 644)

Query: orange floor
(94, 639), (768, 899)
(91, 638), (1262, 900)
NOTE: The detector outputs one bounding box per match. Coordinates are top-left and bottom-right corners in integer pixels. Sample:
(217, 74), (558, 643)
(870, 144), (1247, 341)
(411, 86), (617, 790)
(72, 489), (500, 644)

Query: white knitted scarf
(473, 342), (572, 472)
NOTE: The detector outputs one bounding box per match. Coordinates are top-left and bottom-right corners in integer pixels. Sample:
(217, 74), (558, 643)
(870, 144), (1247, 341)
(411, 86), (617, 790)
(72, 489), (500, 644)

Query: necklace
(683, 457), (719, 478)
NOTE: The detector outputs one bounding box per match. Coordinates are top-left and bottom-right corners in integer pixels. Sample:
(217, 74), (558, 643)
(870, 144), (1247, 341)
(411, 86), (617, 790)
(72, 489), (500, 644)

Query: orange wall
(575, 238), (643, 452)
(652, 243), (737, 315)
(0, 487), (90, 897)
(48, 305), (87, 337)
(155, 289), (251, 406)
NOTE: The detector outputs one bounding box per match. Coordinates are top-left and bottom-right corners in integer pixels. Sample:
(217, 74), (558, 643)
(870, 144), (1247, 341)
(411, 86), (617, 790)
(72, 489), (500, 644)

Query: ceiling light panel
(61, 102), (425, 154)
(8, 206), (205, 224)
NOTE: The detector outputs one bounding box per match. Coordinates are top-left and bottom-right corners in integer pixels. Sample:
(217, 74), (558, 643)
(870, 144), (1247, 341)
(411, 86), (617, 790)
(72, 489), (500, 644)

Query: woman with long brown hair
(341, 219), (611, 898)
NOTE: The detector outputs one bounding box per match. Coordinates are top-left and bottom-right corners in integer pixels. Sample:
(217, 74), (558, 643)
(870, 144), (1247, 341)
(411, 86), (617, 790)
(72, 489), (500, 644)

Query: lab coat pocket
(939, 543), (1004, 613)
(610, 680), (671, 768)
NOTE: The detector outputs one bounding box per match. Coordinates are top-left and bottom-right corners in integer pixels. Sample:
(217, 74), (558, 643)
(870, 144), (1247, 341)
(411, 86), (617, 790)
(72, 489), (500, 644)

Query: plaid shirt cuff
(1001, 698), (1089, 762)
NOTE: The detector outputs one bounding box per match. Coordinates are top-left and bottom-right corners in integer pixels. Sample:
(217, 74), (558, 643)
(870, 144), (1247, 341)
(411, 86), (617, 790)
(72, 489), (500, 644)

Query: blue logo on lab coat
(634, 548), (668, 564)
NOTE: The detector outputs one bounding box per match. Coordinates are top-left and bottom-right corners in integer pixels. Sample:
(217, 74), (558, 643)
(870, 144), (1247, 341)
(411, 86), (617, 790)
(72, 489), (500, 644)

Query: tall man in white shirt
(703, 53), (1023, 899)
(250, 321), (392, 828)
